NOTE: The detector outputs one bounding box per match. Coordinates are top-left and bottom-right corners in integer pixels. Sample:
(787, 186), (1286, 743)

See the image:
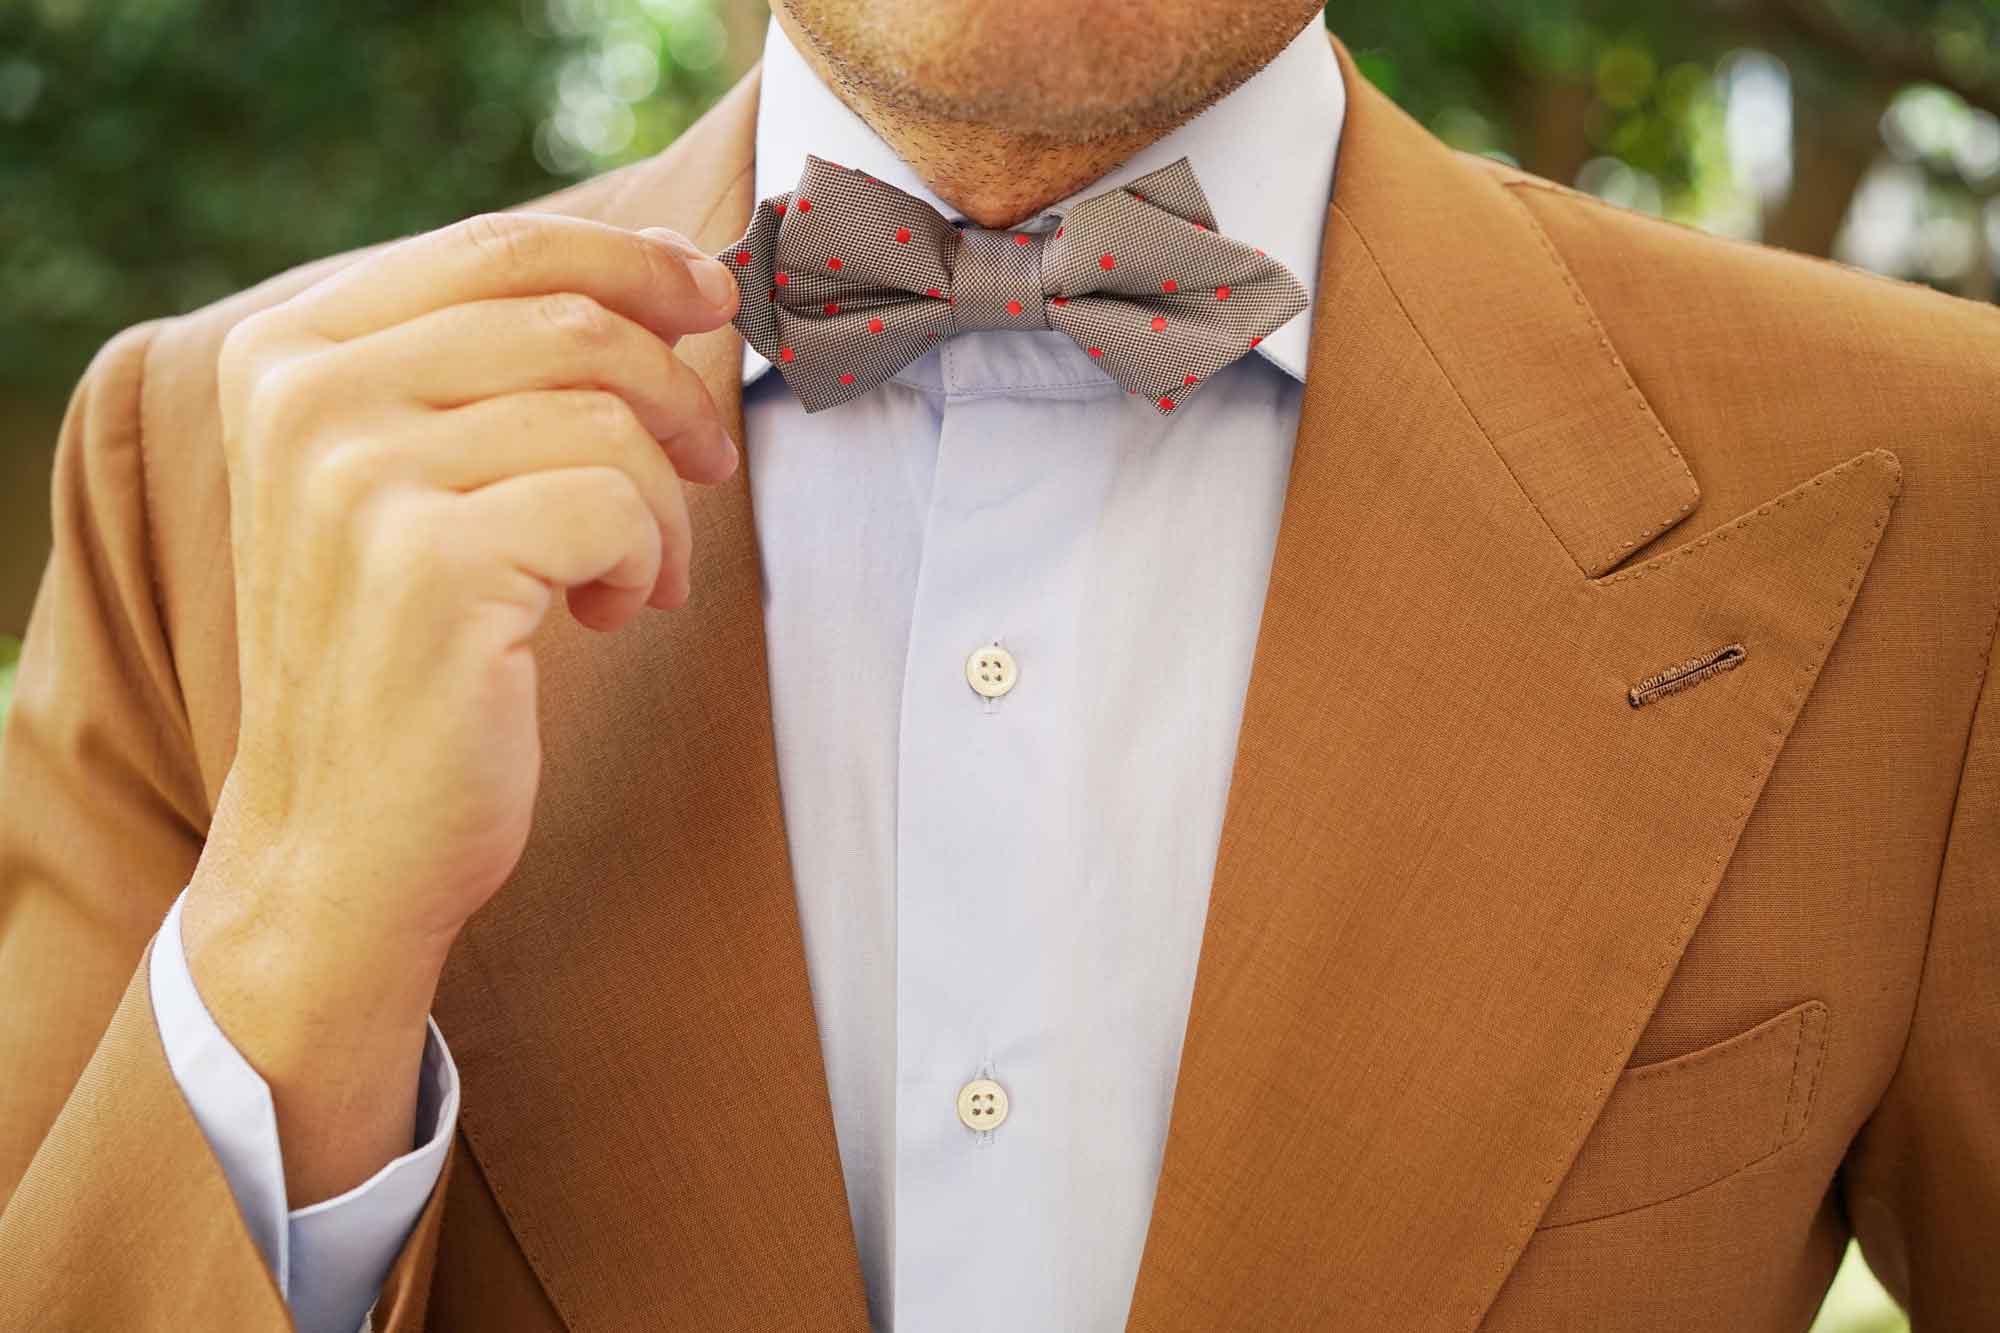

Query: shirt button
(965, 643), (1018, 699)
(957, 1077), (1010, 1131)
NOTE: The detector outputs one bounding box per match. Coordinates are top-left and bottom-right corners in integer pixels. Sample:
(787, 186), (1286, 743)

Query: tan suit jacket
(3, 34), (1998, 1331)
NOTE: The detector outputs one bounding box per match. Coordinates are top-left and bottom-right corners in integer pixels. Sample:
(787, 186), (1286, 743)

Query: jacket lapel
(432, 69), (874, 1333)
(1124, 39), (1899, 1331)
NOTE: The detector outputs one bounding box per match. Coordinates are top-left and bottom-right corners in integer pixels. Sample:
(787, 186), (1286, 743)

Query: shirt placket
(888, 326), (1118, 1329)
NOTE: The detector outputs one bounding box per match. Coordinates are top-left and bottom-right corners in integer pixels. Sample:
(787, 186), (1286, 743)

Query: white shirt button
(957, 1077), (1010, 1131)
(965, 643), (1019, 699)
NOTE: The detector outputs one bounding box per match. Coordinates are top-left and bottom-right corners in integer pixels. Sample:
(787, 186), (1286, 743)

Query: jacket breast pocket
(1536, 999), (1830, 1229)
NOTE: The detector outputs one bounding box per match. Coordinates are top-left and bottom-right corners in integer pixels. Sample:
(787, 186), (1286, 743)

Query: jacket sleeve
(1843, 599), (2000, 1327)
(0, 321), (454, 1331)
(150, 888), (461, 1333)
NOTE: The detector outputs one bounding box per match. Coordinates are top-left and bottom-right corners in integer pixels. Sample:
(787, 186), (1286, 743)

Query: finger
(345, 390), (697, 611)
(328, 293), (737, 485)
(278, 213), (741, 348)
(458, 465), (675, 631)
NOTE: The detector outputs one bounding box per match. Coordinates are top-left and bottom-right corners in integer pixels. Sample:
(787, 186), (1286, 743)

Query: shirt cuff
(149, 886), (460, 1333)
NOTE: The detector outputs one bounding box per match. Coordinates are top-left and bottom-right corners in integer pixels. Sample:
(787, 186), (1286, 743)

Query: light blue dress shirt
(147, 13), (1346, 1331)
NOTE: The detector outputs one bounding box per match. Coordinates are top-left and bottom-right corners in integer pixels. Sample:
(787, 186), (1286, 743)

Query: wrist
(179, 847), (449, 1204)
(186, 774), (460, 992)
(182, 846), (450, 1034)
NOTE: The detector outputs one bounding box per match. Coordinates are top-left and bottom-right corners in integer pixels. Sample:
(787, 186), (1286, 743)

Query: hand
(180, 213), (741, 1202)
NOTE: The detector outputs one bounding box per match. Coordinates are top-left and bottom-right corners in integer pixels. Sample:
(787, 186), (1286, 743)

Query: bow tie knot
(949, 225), (1058, 333)
(716, 153), (1308, 415)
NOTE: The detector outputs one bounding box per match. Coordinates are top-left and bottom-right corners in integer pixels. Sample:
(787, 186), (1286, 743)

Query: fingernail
(692, 256), (738, 310)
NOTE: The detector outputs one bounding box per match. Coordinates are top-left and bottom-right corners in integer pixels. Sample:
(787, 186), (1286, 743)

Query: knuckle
(364, 499), (454, 585)
(592, 467), (655, 538)
(587, 463), (644, 512)
(457, 211), (545, 271)
(306, 439), (390, 519)
(573, 389), (638, 440)
(243, 354), (330, 453)
(218, 309), (279, 382)
(537, 292), (617, 348)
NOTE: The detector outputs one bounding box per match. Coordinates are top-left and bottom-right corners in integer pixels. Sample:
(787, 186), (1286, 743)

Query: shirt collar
(742, 11), (1344, 388)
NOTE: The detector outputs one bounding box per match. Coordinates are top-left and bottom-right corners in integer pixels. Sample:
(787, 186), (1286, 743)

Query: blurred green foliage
(1335, 0), (1999, 268)
(0, 635), (17, 721)
(0, 0), (750, 401)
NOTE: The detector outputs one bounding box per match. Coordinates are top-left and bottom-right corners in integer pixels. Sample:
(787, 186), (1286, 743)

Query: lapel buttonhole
(1628, 641), (1748, 709)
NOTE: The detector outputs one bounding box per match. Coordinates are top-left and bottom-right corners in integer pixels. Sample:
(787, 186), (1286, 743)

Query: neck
(771, 8), (1179, 229)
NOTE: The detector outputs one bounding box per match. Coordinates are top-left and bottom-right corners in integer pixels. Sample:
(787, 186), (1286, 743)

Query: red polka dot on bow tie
(827, 256), (843, 270)
(735, 250), (751, 265)
(1249, 335), (1263, 347)
(1215, 285), (1231, 300)
(1100, 254), (1116, 270)
(839, 372), (855, 385)
(1194, 222), (1208, 231)
(774, 201), (787, 215)
(927, 287), (943, 299)
(1158, 396), (1176, 410)
(774, 271), (790, 286)
(1150, 315), (1168, 332)
(1088, 346), (1104, 358)
(779, 346), (795, 362)
(796, 198), (812, 213)
(1254, 247), (1265, 256)
(1014, 233), (1032, 246)
(1161, 279), (1178, 293)
(1050, 296), (1069, 306)
(868, 317), (885, 333)
(1132, 191), (1145, 202)
(1184, 374), (1199, 385)
(824, 302), (841, 315)
(1054, 224), (1064, 239)
(895, 227), (911, 243)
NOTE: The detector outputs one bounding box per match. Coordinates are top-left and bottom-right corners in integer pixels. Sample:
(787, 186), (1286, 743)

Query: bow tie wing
(715, 155), (959, 412)
(1044, 157), (1307, 413)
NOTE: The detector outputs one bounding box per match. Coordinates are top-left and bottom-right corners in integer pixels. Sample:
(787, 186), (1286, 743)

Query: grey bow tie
(714, 154), (1308, 415)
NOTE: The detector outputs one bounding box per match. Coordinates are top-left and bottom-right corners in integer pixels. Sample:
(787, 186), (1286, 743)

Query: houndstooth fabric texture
(715, 154), (1309, 415)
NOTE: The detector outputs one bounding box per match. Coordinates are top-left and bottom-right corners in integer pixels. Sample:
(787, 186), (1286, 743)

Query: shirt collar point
(1251, 311), (1313, 384)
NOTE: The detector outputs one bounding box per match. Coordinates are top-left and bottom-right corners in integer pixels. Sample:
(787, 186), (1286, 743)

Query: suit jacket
(3, 33), (1997, 1332)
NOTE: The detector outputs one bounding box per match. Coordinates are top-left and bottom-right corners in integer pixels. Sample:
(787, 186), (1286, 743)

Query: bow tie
(714, 154), (1308, 415)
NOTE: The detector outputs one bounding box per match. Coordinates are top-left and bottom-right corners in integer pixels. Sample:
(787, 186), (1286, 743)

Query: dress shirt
(146, 12), (1346, 1330)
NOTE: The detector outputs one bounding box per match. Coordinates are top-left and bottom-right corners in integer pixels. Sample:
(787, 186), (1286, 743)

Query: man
(0, 0), (1995, 1328)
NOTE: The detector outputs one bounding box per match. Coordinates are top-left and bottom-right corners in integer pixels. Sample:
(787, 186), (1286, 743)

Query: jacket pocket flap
(1539, 999), (1829, 1229)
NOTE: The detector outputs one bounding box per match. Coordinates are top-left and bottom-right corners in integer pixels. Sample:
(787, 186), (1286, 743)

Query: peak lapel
(1125, 36), (1901, 1332)
(431, 66), (872, 1332)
